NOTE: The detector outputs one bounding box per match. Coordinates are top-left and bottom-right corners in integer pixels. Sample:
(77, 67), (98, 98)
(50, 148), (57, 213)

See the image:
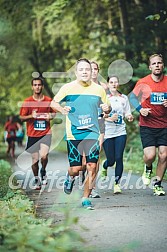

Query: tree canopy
(0, 0), (167, 128)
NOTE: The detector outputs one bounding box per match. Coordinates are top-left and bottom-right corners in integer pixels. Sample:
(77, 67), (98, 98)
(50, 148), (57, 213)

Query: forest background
(0, 0), (167, 176)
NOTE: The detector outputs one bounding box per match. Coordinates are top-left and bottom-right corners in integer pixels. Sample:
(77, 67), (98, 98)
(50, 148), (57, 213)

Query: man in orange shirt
(130, 54), (167, 196)
(20, 77), (56, 189)
(4, 116), (18, 158)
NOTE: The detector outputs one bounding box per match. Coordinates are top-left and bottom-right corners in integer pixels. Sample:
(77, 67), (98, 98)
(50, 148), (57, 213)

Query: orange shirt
(133, 74), (167, 128)
(20, 96), (54, 137)
(5, 121), (18, 138)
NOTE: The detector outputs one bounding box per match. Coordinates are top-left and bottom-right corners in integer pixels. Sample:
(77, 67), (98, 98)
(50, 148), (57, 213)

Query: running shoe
(32, 178), (41, 190)
(114, 183), (122, 194)
(100, 167), (107, 180)
(153, 185), (165, 196)
(142, 165), (152, 186)
(41, 178), (47, 185)
(89, 189), (100, 198)
(40, 168), (47, 185)
(63, 173), (75, 194)
(82, 198), (94, 210)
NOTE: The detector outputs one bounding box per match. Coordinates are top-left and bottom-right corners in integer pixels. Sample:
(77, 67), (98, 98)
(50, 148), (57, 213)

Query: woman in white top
(101, 76), (133, 194)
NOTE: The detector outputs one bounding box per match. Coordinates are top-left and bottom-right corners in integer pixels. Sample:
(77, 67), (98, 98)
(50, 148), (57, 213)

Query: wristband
(136, 105), (142, 112)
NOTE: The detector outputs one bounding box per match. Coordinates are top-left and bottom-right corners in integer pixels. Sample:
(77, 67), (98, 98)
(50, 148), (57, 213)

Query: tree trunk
(118, 0), (133, 60)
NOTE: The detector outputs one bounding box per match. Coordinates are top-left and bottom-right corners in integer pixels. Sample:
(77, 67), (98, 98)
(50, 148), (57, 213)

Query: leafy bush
(0, 160), (13, 199)
(0, 190), (89, 252)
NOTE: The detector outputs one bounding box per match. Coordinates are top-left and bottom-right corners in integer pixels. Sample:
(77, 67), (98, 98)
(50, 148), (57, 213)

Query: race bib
(77, 114), (94, 129)
(109, 113), (123, 125)
(34, 120), (46, 131)
(9, 131), (15, 136)
(150, 92), (167, 105)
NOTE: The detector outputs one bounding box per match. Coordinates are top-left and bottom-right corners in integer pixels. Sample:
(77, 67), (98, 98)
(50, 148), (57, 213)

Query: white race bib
(34, 120), (46, 131)
(150, 92), (167, 105)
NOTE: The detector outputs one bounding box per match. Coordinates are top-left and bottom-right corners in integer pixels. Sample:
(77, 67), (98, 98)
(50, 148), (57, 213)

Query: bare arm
(50, 100), (71, 115)
(20, 111), (56, 122)
(20, 114), (33, 122)
(101, 104), (111, 114)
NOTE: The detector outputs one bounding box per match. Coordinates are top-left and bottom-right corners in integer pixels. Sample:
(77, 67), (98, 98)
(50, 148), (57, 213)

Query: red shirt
(133, 74), (167, 128)
(20, 96), (54, 137)
(5, 121), (18, 138)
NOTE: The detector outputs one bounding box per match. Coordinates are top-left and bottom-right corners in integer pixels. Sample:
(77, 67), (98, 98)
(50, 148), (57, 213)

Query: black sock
(40, 168), (46, 177)
(35, 177), (40, 184)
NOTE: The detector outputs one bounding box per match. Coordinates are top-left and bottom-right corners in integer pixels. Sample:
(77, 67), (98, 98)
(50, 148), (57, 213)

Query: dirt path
(12, 149), (167, 252)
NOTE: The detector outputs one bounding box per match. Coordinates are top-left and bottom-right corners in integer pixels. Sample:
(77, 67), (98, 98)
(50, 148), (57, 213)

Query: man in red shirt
(130, 54), (167, 196)
(4, 116), (18, 158)
(20, 77), (56, 189)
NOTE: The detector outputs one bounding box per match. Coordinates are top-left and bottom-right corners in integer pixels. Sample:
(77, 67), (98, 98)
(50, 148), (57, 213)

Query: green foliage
(146, 14), (161, 21)
(55, 139), (67, 153)
(0, 0), (166, 113)
(0, 191), (88, 252)
(0, 160), (12, 199)
(146, 10), (167, 23)
(0, 142), (7, 158)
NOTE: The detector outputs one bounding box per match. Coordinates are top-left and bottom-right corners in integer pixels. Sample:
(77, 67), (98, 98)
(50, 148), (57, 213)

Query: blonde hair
(149, 54), (163, 64)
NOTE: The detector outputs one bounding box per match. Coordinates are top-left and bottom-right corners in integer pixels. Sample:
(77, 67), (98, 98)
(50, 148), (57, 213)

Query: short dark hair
(31, 77), (44, 86)
(107, 75), (119, 83)
(75, 58), (91, 69)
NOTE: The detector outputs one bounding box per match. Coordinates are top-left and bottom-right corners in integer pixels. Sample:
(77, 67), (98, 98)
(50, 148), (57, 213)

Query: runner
(88, 61), (108, 198)
(16, 122), (25, 147)
(4, 115), (18, 158)
(101, 76), (133, 193)
(51, 58), (110, 209)
(20, 77), (56, 190)
(130, 54), (167, 196)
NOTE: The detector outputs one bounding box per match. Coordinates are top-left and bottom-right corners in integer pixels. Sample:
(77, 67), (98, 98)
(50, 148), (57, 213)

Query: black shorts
(140, 126), (167, 149)
(67, 139), (100, 167)
(7, 137), (16, 144)
(26, 134), (52, 153)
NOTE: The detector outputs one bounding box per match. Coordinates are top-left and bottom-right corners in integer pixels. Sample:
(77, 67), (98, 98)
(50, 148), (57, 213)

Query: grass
(0, 142), (7, 159)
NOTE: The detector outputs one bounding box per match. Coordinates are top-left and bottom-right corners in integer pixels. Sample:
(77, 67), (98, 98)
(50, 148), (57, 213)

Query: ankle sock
(40, 169), (46, 179)
(146, 164), (152, 172)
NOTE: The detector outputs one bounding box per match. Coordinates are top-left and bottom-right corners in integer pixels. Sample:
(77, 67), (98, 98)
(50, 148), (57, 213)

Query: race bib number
(77, 115), (94, 129)
(34, 120), (46, 131)
(109, 113), (123, 125)
(150, 92), (167, 105)
(116, 115), (123, 125)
